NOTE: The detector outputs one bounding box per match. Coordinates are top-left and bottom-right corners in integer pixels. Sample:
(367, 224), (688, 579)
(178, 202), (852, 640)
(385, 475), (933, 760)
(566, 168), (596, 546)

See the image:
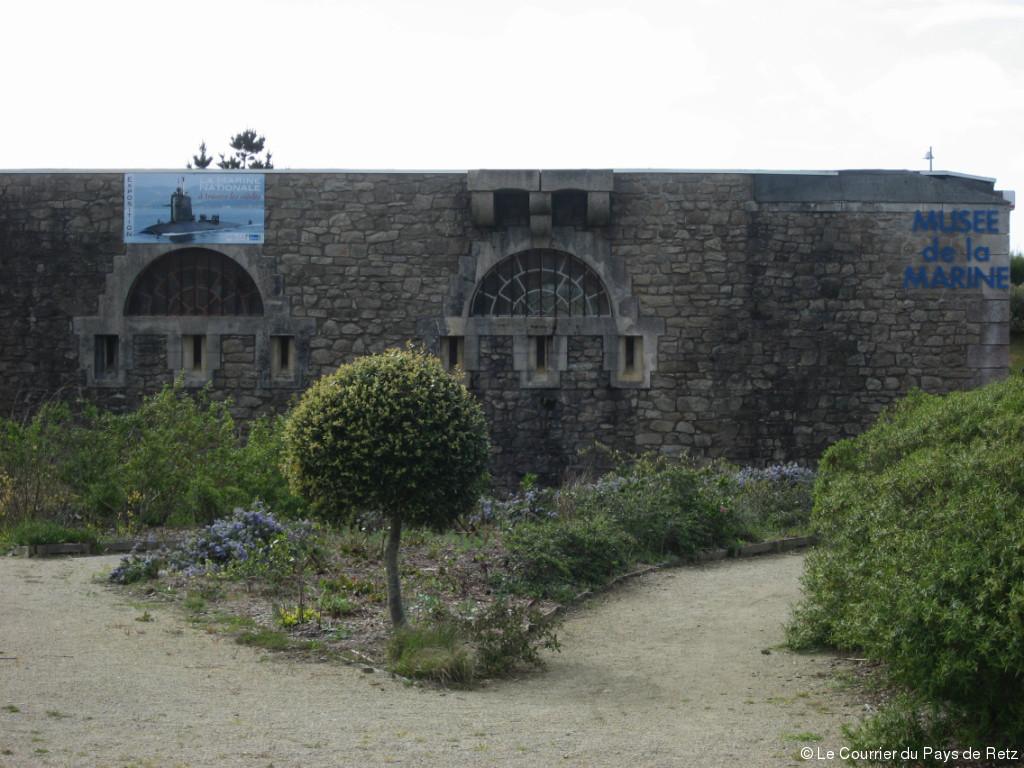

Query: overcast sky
(2, 0), (1022, 249)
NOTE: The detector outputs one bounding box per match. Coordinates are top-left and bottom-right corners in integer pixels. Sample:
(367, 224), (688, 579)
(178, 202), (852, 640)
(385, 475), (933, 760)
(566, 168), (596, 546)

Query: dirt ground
(0, 550), (867, 767)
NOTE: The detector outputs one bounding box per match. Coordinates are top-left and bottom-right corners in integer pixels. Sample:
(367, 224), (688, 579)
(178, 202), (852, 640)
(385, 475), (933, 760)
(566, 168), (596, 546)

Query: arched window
(125, 248), (263, 316)
(470, 250), (611, 317)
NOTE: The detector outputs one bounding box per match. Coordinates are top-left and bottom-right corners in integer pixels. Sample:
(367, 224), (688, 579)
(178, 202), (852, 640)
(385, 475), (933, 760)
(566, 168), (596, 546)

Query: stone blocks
(0, 168), (1012, 489)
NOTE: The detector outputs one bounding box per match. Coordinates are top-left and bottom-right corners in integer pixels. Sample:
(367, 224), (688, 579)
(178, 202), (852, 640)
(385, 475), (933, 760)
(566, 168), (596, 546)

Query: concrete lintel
(541, 169), (614, 192)
(468, 169), (540, 192)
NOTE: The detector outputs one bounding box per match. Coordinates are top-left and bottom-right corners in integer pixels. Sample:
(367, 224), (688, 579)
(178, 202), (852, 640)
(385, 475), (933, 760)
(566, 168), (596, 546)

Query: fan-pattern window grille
(125, 249), (264, 316)
(470, 250), (610, 317)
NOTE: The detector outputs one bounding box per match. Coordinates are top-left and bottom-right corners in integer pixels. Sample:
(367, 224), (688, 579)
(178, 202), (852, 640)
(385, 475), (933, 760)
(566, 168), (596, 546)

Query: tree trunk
(384, 515), (406, 628)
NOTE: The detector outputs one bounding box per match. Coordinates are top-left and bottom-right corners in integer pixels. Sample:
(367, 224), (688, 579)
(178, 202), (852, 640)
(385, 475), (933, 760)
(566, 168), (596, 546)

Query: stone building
(0, 168), (1013, 488)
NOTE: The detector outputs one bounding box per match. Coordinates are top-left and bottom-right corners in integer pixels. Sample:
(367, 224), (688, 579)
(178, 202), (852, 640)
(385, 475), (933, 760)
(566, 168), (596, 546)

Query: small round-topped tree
(283, 346), (490, 628)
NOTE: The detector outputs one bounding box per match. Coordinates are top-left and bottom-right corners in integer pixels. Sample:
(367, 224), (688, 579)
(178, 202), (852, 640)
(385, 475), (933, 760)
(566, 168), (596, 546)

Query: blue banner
(124, 173), (265, 244)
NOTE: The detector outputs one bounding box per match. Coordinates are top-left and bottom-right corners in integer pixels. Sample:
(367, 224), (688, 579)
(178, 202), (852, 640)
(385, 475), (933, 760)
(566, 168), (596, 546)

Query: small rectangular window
(620, 335), (644, 382)
(271, 335), (295, 379)
(94, 335), (118, 378)
(624, 336), (641, 374)
(532, 335), (552, 373)
(182, 334), (206, 374)
(441, 336), (465, 380)
(518, 334), (562, 388)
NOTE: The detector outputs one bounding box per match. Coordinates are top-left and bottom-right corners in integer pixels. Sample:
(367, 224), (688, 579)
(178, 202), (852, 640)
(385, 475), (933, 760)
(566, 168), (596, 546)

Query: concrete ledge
(17, 543), (94, 557)
(694, 548), (729, 562)
(101, 541), (138, 553)
(771, 536), (817, 552)
(684, 535), (818, 565)
(738, 541), (774, 556)
(11, 539), (168, 558)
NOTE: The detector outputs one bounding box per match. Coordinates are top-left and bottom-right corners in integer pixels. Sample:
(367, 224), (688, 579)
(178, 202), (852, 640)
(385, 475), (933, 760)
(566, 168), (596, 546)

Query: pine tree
(187, 141), (213, 170)
(187, 131), (274, 170)
(218, 129), (273, 169)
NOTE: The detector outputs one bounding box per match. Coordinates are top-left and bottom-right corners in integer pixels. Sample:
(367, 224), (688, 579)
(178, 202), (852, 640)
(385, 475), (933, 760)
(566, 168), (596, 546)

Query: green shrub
(1010, 250), (1024, 286)
(503, 513), (634, 600)
(1, 381), (304, 536)
(574, 460), (740, 558)
(725, 463), (816, 540)
(236, 413), (307, 519)
(317, 592), (357, 617)
(57, 405), (128, 525)
(461, 599), (560, 678)
(499, 457), (748, 600)
(0, 402), (79, 530)
(114, 381), (245, 527)
(283, 346), (491, 531)
(842, 693), (942, 765)
(787, 378), (1024, 749)
(388, 599), (560, 683)
(1010, 284), (1024, 335)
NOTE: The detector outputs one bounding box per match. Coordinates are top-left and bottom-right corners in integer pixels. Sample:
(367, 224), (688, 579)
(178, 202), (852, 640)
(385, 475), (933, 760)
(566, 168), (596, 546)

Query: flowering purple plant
(734, 462), (816, 487)
(726, 463), (816, 538)
(109, 502), (309, 583)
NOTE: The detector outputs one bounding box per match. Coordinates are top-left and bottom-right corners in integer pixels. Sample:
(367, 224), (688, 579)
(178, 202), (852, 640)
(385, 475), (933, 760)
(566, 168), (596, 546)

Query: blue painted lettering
(904, 266), (928, 289)
(976, 268), (996, 288)
(922, 238), (955, 262)
(912, 209), (1000, 233)
(965, 236), (991, 262)
(913, 210), (937, 231)
(905, 265), (1011, 290)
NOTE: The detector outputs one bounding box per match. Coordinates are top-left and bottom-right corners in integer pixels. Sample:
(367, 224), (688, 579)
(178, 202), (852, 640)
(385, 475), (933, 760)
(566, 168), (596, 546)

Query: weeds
(780, 731), (823, 742)
(235, 629), (290, 650)
(387, 622), (477, 685)
(2, 520), (100, 548)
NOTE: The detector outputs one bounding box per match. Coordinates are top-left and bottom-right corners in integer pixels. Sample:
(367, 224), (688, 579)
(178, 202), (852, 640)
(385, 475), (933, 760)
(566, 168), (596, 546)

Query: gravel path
(0, 551), (862, 767)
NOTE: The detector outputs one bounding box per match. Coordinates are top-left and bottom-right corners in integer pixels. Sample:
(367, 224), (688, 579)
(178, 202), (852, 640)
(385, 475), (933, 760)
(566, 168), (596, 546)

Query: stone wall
(0, 169), (1011, 489)
(0, 173), (123, 406)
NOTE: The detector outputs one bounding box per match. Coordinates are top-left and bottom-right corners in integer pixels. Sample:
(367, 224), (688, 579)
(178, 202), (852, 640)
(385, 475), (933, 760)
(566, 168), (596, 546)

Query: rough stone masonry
(0, 168), (1012, 488)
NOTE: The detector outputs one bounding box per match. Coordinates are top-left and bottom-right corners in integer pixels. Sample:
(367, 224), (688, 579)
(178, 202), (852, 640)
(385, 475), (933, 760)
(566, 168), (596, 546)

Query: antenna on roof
(924, 147), (934, 172)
